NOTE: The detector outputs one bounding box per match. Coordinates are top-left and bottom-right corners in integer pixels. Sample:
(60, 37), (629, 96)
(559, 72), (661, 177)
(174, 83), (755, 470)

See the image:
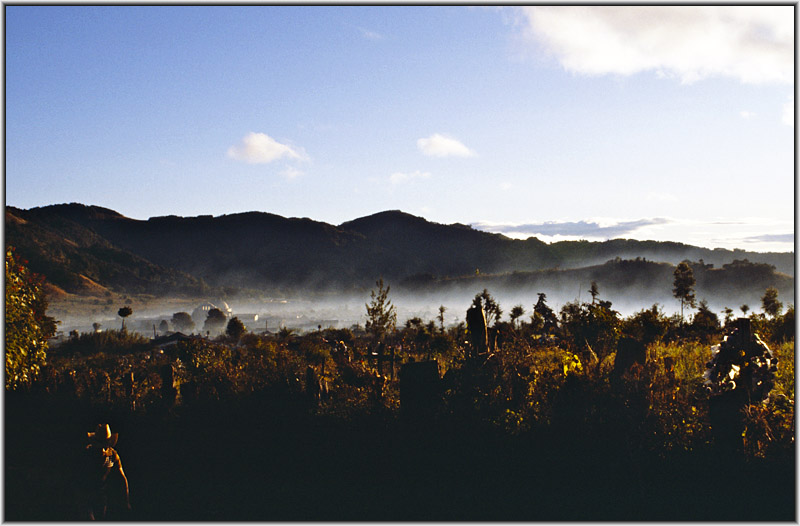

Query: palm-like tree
(118, 306), (133, 330)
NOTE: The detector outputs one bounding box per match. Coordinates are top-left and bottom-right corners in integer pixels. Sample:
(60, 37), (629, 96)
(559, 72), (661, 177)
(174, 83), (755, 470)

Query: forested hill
(5, 205), (209, 296)
(5, 203), (794, 298)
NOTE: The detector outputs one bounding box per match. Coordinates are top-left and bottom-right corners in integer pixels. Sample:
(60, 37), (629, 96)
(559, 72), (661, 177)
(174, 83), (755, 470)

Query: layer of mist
(53, 277), (784, 338)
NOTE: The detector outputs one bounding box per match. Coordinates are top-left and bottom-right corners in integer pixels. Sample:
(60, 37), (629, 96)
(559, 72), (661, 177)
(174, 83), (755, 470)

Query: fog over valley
(51, 265), (792, 338)
(7, 203), (790, 338)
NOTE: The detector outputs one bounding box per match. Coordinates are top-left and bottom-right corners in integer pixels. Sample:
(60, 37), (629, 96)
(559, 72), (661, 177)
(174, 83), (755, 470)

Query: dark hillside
(340, 210), (526, 278)
(545, 238), (794, 275)
(5, 203), (793, 299)
(14, 205), (368, 290)
(5, 207), (208, 296)
(83, 211), (368, 289)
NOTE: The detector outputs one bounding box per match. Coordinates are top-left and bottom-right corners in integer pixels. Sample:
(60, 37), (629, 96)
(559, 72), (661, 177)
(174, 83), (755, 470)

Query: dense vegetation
(5, 247), (57, 389)
(5, 259), (795, 520)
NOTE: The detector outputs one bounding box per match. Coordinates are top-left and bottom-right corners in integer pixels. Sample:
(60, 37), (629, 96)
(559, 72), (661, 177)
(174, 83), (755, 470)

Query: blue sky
(5, 6), (795, 252)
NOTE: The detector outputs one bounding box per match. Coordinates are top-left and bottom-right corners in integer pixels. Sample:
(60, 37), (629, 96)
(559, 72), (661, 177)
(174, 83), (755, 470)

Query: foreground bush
(6, 247), (58, 390)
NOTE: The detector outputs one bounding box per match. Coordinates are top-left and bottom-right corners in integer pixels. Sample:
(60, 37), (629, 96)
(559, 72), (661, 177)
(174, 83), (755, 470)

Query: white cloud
(739, 110), (757, 120)
(782, 94), (794, 127)
(417, 133), (476, 158)
(227, 132), (303, 164)
(519, 6), (793, 85)
(390, 170), (431, 185)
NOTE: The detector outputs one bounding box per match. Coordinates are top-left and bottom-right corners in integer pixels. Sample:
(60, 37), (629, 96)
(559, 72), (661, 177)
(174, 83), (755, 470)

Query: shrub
(225, 316), (247, 342)
(559, 300), (620, 359)
(56, 329), (150, 356)
(6, 247), (57, 390)
(688, 300), (721, 343)
(620, 304), (669, 345)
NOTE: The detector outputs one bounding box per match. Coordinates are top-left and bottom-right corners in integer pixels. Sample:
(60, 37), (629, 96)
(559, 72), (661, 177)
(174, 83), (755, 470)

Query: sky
(5, 6), (796, 253)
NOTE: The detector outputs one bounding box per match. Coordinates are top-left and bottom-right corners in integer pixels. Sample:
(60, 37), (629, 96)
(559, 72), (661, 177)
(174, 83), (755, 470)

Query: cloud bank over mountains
(743, 233), (794, 244)
(473, 218), (670, 240)
(473, 216), (794, 253)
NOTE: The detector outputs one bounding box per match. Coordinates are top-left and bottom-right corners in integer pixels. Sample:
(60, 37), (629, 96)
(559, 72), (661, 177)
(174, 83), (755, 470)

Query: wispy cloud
(742, 233), (794, 244)
(227, 132), (304, 164)
(390, 170), (431, 185)
(740, 110), (757, 120)
(473, 218), (670, 239)
(474, 217), (792, 251)
(518, 6), (793, 85)
(417, 133), (476, 158)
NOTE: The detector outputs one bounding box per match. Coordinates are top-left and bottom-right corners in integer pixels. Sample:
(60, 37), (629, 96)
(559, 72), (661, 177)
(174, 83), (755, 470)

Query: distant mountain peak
(339, 210), (422, 228)
(34, 202), (127, 221)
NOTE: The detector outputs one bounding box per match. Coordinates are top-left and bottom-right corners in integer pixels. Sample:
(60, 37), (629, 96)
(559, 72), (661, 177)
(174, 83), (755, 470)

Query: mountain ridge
(5, 204), (793, 310)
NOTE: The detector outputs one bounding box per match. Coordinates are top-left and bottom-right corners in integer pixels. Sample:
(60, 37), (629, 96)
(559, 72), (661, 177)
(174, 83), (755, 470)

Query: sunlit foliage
(5, 246), (57, 390)
(365, 278), (397, 339)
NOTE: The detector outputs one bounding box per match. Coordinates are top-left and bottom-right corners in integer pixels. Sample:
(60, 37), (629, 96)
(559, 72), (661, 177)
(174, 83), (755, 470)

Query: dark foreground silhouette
(5, 390), (794, 521)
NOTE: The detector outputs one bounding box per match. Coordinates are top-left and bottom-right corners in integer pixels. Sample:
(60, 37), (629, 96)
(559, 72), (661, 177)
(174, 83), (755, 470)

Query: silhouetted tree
(589, 281), (599, 304)
(172, 312), (195, 333)
(118, 306), (133, 331)
(365, 278), (397, 340)
(204, 308), (227, 334)
(403, 317), (434, 358)
(722, 307), (734, 328)
(533, 293), (558, 333)
(226, 316), (246, 342)
(774, 304), (795, 342)
(437, 305), (447, 333)
(509, 304), (525, 329)
(277, 326), (296, 341)
(158, 320), (169, 334)
(761, 287), (783, 318)
(673, 261), (696, 323)
(473, 288), (502, 327)
(740, 304), (750, 316)
(690, 299), (720, 343)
